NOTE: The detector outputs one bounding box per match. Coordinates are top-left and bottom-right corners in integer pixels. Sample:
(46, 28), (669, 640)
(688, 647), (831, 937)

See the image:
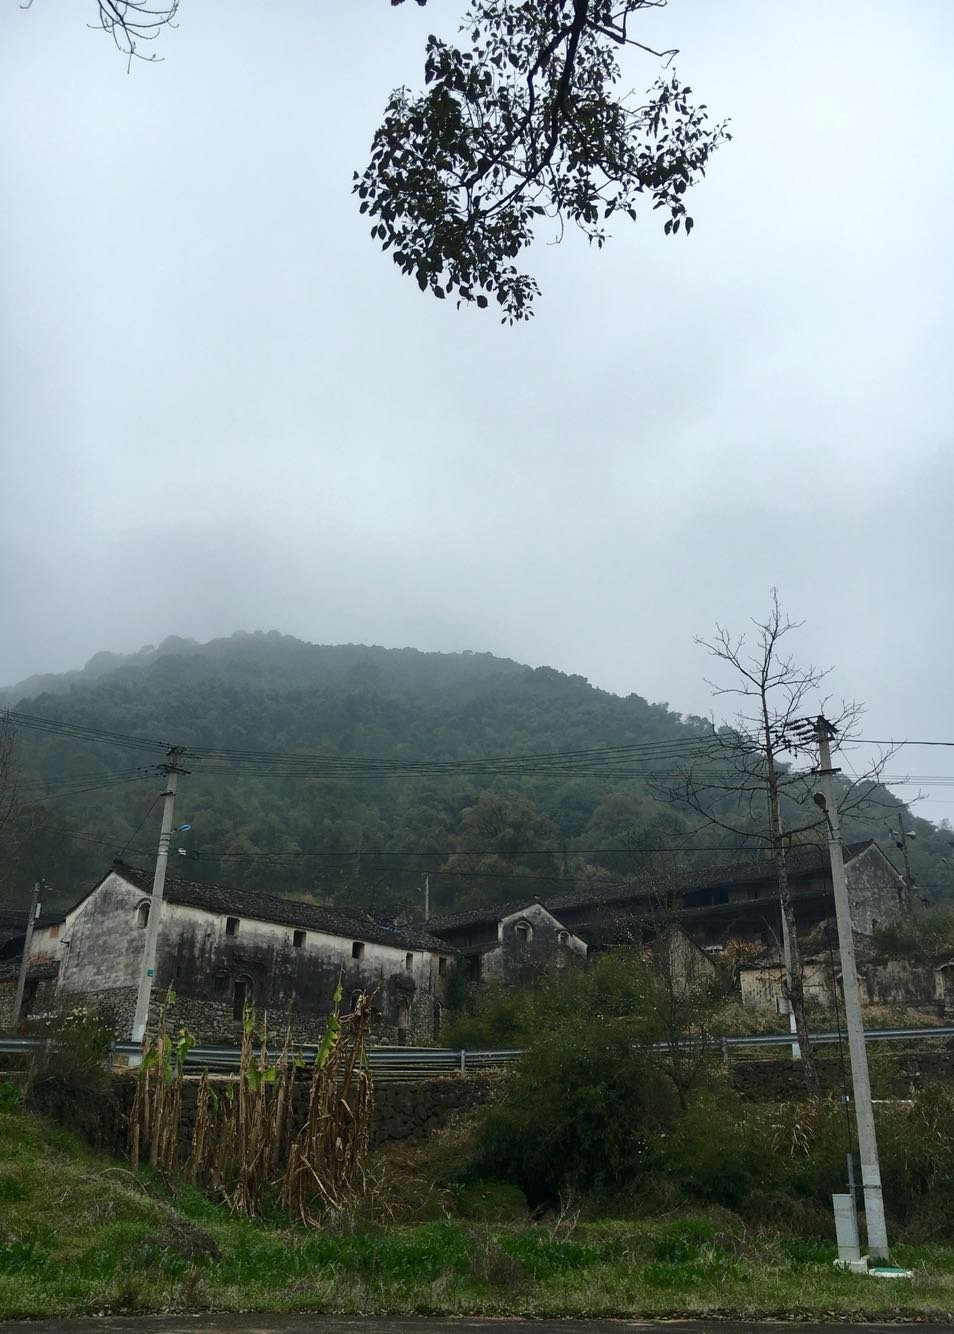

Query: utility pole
(424, 873), (430, 923)
(11, 882), (41, 1027)
(130, 747), (186, 1045)
(894, 814), (917, 911)
(809, 716), (889, 1259)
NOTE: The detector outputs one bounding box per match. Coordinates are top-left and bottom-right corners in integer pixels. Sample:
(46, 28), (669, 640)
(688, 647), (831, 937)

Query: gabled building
(535, 841), (903, 954)
(13, 863), (455, 1043)
(426, 899), (587, 984)
(425, 842), (905, 1001)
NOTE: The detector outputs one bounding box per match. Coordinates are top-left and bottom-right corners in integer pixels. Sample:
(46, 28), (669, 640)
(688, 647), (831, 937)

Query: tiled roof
(111, 864), (456, 954)
(424, 842), (880, 934)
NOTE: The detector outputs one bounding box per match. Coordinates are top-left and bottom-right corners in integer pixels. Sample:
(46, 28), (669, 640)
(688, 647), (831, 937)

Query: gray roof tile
(112, 863), (456, 954)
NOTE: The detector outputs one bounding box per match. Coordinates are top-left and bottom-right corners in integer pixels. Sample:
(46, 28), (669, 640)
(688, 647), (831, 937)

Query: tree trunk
(765, 735), (820, 1099)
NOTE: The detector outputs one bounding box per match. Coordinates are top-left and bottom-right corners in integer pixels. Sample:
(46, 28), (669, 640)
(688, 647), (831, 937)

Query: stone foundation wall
(0, 976), (59, 1029)
(4, 982), (437, 1049)
(108, 1070), (499, 1160)
(732, 1048), (954, 1101)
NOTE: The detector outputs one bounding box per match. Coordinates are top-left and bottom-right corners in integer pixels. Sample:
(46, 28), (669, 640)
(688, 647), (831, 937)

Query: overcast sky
(2, 1), (953, 818)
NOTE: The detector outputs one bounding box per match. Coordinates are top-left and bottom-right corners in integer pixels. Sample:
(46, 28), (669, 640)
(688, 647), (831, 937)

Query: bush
(477, 1021), (678, 1204)
(653, 1090), (778, 1211)
(21, 1008), (120, 1150)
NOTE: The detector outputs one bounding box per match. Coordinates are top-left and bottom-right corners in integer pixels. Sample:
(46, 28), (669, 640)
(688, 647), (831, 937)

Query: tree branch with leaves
(43, 1), (728, 320)
(362, 1), (729, 320)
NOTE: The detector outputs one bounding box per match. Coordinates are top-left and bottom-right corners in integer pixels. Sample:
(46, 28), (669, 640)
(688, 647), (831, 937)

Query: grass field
(2, 1103), (954, 1322)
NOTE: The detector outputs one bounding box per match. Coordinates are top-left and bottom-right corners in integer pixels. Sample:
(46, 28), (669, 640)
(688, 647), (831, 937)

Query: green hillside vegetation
(2, 632), (951, 916)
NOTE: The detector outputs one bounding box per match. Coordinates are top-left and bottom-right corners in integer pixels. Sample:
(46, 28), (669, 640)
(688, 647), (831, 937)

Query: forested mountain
(2, 632), (951, 916)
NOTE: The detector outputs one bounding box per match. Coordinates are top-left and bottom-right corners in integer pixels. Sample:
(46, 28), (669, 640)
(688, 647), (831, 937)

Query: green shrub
(653, 1091), (778, 1211)
(477, 1022), (678, 1202)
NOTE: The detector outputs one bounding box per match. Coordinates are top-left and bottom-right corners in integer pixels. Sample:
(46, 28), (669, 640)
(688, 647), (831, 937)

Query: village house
(541, 841), (903, 953)
(425, 841), (906, 1009)
(0, 840), (915, 1035)
(3, 863), (455, 1044)
(424, 900), (587, 984)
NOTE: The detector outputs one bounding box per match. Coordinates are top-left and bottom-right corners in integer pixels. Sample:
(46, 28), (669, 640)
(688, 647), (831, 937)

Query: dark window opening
(437, 956), (447, 976)
(350, 989), (363, 1012)
(405, 952), (413, 971)
(233, 976), (250, 1020)
(352, 940), (365, 959)
(293, 929), (306, 948)
(136, 902), (149, 929)
(21, 978), (38, 1016)
(225, 916), (239, 937)
(515, 920), (532, 943)
(558, 930), (569, 946)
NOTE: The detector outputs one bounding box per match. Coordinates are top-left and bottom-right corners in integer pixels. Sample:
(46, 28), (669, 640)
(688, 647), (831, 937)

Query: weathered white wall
(47, 871), (452, 1042)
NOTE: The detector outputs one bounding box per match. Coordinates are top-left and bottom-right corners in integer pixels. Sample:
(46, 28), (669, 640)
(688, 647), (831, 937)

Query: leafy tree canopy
(59, 1), (729, 321)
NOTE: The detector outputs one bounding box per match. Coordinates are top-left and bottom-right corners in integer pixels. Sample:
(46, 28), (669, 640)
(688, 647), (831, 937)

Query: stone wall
(0, 975), (59, 1029)
(110, 1070), (499, 1160)
(732, 1048), (954, 1101)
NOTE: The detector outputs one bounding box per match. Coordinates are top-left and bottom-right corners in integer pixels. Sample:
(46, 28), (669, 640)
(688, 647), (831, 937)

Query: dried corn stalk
(128, 982), (374, 1222)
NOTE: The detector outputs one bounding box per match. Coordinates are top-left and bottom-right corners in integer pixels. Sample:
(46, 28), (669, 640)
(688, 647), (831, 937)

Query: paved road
(1, 1318), (949, 1333)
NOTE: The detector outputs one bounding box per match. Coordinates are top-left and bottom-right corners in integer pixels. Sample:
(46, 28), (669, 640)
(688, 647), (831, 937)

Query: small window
(515, 920), (532, 943)
(136, 901), (149, 929)
(438, 956), (447, 977)
(350, 989), (363, 1012)
(293, 929), (306, 948)
(48, 924), (60, 940)
(352, 941), (365, 960)
(405, 952), (414, 971)
(558, 930), (569, 946)
(225, 916), (239, 937)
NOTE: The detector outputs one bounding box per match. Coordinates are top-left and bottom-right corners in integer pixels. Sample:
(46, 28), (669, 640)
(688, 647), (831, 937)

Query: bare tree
(674, 592), (880, 1098)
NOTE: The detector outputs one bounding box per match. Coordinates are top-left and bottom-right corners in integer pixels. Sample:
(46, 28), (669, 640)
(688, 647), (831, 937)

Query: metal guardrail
(1, 1027), (953, 1077)
(0, 1035), (524, 1079)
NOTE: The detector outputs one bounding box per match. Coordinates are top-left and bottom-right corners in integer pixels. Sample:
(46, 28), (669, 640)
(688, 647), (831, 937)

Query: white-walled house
(21, 863), (455, 1043)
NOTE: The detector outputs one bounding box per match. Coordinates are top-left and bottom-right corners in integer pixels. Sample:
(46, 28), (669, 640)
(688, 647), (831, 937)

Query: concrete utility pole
(130, 747), (186, 1045)
(424, 873), (430, 923)
(11, 882), (41, 1027)
(813, 716), (889, 1259)
(894, 814), (917, 910)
